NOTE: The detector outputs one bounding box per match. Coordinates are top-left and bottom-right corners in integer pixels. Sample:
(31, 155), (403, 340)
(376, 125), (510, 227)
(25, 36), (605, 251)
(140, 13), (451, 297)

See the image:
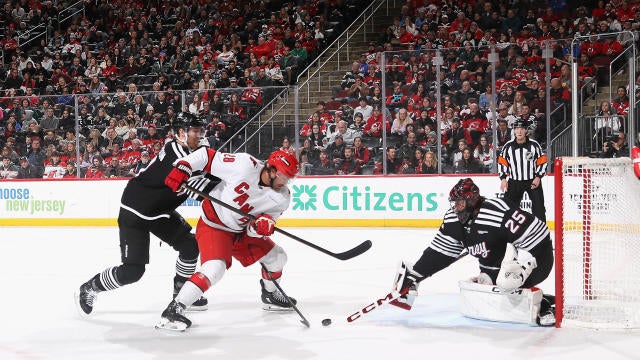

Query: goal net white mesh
(557, 157), (640, 329)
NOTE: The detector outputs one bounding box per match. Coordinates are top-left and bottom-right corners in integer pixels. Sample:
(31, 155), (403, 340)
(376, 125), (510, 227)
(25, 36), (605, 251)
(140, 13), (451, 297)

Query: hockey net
(554, 157), (640, 329)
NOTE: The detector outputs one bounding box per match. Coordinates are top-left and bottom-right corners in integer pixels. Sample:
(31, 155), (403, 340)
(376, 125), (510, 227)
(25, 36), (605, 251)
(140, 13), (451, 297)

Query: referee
(497, 119), (548, 222)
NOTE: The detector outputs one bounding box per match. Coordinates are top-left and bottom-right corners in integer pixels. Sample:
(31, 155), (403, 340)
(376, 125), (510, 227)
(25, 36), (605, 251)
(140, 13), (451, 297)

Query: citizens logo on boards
(291, 184), (439, 212)
(291, 185), (318, 210)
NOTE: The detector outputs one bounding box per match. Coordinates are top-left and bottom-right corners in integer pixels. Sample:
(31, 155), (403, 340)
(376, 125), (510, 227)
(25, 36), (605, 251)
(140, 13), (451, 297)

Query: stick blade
(335, 240), (372, 260)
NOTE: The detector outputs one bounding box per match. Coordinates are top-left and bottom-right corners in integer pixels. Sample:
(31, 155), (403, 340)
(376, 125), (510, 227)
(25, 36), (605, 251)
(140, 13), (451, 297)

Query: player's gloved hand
(251, 213), (275, 236)
(165, 160), (192, 192)
(496, 243), (537, 291)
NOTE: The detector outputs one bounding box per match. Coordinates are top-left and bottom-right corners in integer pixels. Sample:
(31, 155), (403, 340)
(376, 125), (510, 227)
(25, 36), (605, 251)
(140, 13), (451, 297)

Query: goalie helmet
(267, 150), (299, 178)
(449, 178), (482, 224)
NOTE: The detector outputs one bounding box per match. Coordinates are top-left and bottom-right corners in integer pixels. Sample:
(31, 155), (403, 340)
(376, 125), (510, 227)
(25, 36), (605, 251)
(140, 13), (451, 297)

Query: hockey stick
(182, 184), (372, 260)
(344, 287), (410, 323)
(260, 263), (310, 328)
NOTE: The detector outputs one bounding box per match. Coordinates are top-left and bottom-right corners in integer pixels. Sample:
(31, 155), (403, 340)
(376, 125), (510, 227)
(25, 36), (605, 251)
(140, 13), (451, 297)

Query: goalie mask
(449, 178), (482, 224)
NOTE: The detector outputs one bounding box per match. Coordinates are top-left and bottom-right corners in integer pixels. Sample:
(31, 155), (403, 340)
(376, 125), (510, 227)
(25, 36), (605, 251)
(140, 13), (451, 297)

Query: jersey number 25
(505, 210), (526, 233)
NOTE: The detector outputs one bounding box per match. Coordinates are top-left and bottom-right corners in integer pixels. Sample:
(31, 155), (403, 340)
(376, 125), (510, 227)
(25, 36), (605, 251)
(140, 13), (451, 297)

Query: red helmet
(267, 150), (299, 178)
(449, 178), (482, 224)
(449, 178), (480, 201)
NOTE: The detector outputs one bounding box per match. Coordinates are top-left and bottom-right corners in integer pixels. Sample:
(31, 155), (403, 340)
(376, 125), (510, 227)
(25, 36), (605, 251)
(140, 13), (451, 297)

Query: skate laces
(81, 285), (97, 306)
(172, 301), (186, 315)
(266, 288), (287, 304)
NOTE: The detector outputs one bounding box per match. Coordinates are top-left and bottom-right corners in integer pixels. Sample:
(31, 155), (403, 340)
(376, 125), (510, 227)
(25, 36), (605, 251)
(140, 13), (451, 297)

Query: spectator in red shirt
(363, 105), (390, 138)
(612, 86), (630, 116)
(461, 103), (489, 147)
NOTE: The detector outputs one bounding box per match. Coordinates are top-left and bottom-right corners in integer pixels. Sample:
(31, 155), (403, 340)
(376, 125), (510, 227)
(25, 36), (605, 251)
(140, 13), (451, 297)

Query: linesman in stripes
(75, 113), (218, 316)
(497, 119), (548, 222)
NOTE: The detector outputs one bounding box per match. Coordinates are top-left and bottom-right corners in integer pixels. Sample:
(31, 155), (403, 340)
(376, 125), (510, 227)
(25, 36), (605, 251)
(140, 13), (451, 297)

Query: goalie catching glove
(165, 161), (192, 192)
(251, 213), (276, 236)
(496, 243), (537, 291)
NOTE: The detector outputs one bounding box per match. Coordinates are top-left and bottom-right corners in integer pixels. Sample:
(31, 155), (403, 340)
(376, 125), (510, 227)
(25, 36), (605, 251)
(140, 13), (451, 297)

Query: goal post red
(554, 157), (640, 329)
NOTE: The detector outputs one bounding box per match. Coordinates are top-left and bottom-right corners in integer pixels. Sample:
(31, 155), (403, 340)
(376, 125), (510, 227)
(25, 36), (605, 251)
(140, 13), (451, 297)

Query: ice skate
(260, 279), (296, 311)
(188, 296), (208, 311)
(174, 283), (208, 312)
(75, 281), (98, 316)
(537, 305), (556, 327)
(156, 300), (192, 332)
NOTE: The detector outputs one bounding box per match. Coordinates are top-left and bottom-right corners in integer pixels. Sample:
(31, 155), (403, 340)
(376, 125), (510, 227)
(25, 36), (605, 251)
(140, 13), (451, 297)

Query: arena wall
(0, 175), (556, 228)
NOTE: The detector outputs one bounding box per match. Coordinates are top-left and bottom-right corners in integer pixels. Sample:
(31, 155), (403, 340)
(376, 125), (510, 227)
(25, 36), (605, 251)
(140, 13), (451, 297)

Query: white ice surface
(0, 227), (638, 360)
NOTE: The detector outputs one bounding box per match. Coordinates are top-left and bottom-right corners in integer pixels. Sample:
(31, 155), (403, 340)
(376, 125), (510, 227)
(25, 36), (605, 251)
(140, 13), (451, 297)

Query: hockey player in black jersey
(75, 113), (216, 316)
(390, 178), (555, 326)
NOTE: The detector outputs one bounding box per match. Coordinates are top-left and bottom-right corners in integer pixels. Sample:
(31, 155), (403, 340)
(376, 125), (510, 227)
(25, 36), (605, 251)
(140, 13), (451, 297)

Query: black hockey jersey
(120, 140), (217, 218)
(414, 198), (550, 278)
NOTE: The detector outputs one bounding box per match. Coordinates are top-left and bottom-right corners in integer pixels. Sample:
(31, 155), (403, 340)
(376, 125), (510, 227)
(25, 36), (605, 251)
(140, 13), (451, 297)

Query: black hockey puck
(321, 318), (332, 326)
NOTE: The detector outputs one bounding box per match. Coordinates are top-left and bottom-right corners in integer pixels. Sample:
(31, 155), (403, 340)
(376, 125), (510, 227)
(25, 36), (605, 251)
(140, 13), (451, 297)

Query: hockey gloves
(251, 213), (276, 236)
(165, 161), (192, 192)
(496, 243), (537, 291)
(390, 261), (422, 311)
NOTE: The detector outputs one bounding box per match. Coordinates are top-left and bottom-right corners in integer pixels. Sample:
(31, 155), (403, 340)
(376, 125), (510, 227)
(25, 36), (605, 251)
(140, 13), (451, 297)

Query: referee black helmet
(513, 119), (529, 129)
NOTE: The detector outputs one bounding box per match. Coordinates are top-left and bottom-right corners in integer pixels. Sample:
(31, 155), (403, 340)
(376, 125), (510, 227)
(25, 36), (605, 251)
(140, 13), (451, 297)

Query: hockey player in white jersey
(390, 178), (555, 326)
(157, 149), (300, 331)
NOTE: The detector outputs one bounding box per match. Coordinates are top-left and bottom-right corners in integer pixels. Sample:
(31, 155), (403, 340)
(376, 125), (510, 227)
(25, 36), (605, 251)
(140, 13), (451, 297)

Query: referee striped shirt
(497, 138), (547, 181)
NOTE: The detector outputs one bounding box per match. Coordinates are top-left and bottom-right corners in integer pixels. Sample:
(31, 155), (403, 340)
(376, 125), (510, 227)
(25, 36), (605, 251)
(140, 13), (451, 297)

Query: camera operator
(600, 132), (629, 158)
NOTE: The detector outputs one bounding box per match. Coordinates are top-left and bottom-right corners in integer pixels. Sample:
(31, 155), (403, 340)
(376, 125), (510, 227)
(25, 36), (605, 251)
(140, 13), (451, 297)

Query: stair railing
(219, 87), (290, 154)
(296, 0), (390, 102)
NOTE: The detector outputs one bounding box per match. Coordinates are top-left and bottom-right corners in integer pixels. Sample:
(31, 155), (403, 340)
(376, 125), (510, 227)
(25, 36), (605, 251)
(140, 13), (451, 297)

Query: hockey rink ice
(1, 226), (638, 360)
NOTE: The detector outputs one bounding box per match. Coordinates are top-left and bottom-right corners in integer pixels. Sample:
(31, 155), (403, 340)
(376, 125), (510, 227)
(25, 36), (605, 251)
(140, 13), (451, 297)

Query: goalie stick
(261, 263), (310, 328)
(345, 287), (410, 323)
(182, 184), (372, 260)
(345, 256), (467, 323)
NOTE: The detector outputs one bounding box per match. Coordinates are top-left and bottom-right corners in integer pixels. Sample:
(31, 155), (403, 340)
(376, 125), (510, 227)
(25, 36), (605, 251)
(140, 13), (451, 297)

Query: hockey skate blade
(155, 318), (188, 332)
(262, 304), (295, 312)
(186, 304), (208, 312)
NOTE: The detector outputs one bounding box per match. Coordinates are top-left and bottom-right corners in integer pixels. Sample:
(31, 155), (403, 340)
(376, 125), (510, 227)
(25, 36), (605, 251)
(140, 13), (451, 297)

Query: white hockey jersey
(176, 148), (291, 233)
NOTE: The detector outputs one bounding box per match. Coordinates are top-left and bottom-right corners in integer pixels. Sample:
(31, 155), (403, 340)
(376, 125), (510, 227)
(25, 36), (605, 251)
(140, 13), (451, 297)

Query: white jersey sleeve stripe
(481, 208), (507, 218)
(431, 233), (465, 258)
(513, 219), (549, 250)
(475, 219), (503, 227)
(170, 141), (188, 158)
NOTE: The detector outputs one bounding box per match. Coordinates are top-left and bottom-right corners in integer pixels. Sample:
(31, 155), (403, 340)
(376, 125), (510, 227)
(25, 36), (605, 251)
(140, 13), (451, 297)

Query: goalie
(391, 178), (555, 326)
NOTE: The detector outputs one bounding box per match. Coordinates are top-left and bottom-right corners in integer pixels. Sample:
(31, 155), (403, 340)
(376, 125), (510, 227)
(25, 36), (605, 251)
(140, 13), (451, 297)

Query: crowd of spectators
(294, 0), (639, 175)
(0, 0), (365, 178)
(1, 0), (639, 179)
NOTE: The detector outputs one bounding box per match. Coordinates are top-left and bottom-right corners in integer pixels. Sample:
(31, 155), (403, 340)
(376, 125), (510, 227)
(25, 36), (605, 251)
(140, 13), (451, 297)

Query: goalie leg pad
(458, 280), (543, 325)
(496, 243), (537, 291)
(389, 261), (422, 311)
